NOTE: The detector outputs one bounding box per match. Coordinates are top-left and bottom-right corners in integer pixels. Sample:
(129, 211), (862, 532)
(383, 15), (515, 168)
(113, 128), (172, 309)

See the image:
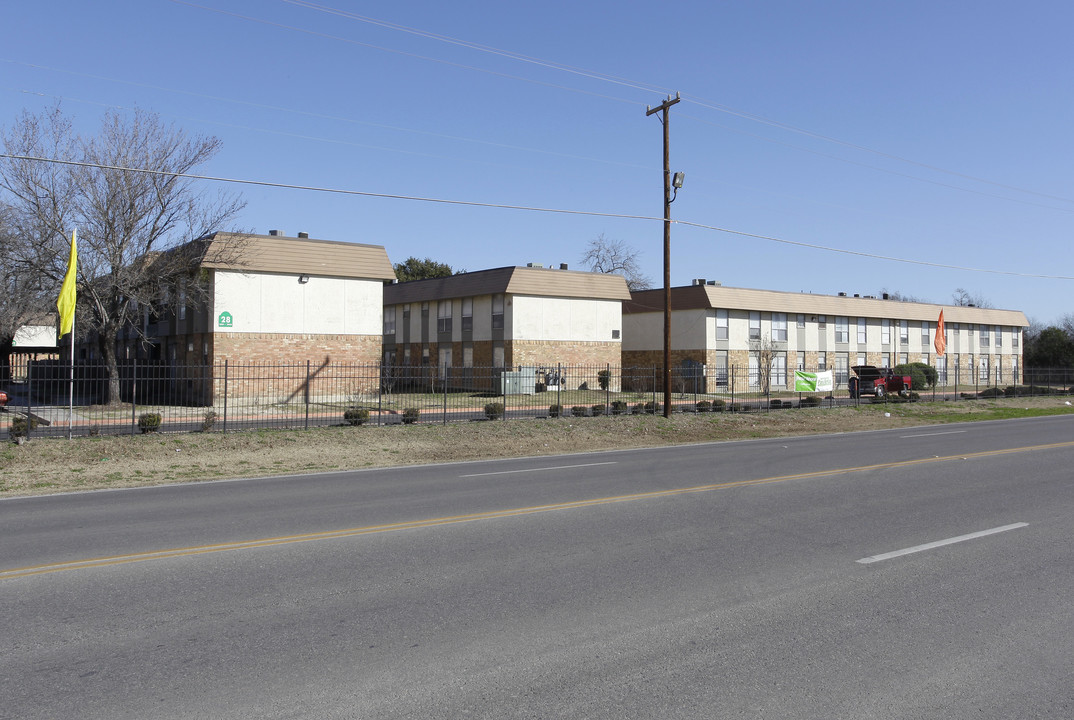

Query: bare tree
(580, 234), (653, 291)
(750, 333), (775, 395)
(0, 105), (245, 403)
(952, 287), (992, 308)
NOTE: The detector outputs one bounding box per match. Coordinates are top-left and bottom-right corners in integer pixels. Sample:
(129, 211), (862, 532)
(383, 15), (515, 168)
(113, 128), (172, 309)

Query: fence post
(606, 363), (611, 417)
(26, 359), (34, 440)
(557, 363), (562, 414)
(130, 359), (137, 436)
(378, 363), (383, 427)
(443, 363), (448, 425)
(222, 360), (229, 433)
(305, 360), (311, 430)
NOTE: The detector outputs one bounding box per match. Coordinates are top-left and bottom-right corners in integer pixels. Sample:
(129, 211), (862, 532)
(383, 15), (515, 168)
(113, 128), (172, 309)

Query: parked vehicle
(849, 365), (910, 399)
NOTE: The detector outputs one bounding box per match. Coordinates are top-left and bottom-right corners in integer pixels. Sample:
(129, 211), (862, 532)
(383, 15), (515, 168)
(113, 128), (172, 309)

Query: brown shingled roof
(625, 284), (1029, 327)
(384, 266), (631, 303)
(199, 232), (395, 281)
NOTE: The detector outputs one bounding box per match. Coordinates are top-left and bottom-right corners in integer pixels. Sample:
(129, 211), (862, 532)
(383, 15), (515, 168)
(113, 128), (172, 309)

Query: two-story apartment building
(623, 282), (1029, 390)
(382, 265), (631, 389)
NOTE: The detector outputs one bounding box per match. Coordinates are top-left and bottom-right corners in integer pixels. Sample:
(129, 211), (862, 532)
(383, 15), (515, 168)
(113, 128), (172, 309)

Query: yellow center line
(5, 440), (1073, 580)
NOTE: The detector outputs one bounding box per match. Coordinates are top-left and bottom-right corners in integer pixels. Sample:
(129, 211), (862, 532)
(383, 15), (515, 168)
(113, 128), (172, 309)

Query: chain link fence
(2, 359), (1072, 440)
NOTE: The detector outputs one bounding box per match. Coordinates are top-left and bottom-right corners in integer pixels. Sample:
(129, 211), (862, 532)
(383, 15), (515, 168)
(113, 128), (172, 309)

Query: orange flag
(934, 310), (946, 355)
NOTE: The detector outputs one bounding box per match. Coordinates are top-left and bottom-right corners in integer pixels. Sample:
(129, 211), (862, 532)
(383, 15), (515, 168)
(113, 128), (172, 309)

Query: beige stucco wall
(212, 270), (382, 336)
(510, 296), (621, 343)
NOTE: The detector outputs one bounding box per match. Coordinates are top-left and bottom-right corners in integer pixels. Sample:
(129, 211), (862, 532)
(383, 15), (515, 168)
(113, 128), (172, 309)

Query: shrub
(770, 399), (784, 409)
(484, 402), (505, 420)
(571, 405), (588, 417)
(10, 415), (38, 438)
(799, 395), (822, 408)
(591, 404), (606, 417)
(643, 401), (661, 414)
(739, 403), (754, 412)
(548, 404), (563, 418)
(201, 409), (218, 432)
(344, 407), (370, 426)
(978, 387), (1004, 399)
(402, 407), (421, 424)
(138, 413), (162, 434)
(632, 403), (645, 415)
(711, 399), (727, 412)
(696, 400), (712, 413)
(893, 363), (930, 394)
(597, 369), (611, 391)
(610, 400), (628, 415)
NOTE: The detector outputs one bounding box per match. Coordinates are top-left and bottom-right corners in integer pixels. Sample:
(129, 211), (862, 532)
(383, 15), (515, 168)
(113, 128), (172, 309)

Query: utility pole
(646, 92), (680, 418)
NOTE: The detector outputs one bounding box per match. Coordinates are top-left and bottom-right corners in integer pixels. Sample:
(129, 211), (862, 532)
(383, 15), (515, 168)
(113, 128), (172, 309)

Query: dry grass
(2, 396), (1072, 497)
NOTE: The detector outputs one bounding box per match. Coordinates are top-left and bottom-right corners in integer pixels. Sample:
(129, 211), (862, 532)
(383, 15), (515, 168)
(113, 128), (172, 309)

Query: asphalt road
(3, 415), (1073, 718)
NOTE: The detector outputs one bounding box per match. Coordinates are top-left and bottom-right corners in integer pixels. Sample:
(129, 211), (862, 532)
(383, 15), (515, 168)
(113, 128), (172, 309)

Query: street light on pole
(646, 92), (682, 418)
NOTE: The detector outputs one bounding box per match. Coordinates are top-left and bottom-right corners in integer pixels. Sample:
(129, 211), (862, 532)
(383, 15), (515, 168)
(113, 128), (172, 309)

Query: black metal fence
(2, 360), (1072, 440)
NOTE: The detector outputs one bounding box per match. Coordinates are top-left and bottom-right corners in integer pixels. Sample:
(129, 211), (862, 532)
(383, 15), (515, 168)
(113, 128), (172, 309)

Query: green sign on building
(218, 311), (233, 328)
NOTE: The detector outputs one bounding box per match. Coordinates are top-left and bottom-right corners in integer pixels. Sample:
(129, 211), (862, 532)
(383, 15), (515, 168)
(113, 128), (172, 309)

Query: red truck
(849, 365), (911, 399)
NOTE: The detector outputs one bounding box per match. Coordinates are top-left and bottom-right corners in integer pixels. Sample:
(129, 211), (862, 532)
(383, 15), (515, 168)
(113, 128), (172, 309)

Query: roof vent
(560, 263), (569, 270)
(838, 292), (847, 297)
(693, 278), (706, 286)
(297, 231), (309, 239)
(854, 294), (860, 298)
(527, 263), (544, 268)
(707, 280), (720, 286)
(268, 229), (282, 236)
(882, 293), (890, 300)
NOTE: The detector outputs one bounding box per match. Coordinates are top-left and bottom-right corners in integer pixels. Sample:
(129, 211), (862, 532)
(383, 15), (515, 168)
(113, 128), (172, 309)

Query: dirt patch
(3, 397), (1072, 496)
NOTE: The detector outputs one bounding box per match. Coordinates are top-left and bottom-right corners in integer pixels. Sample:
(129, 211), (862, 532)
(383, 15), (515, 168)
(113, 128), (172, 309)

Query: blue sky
(4, 1), (1073, 324)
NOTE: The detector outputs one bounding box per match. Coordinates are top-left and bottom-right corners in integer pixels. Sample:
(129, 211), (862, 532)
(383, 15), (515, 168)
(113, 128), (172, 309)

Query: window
(835, 317), (849, 344)
(996, 356), (1003, 383)
(492, 294), (504, 330)
(462, 298), (473, 332)
(979, 355), (990, 382)
(716, 309), (728, 340)
(817, 352), (827, 372)
(834, 353), (849, 386)
(856, 352), (867, 367)
(796, 354), (804, 372)
(383, 306), (396, 335)
(994, 325), (1002, 348)
(749, 311), (761, 340)
(1013, 328), (1020, 347)
(980, 325), (990, 348)
(936, 356), (947, 385)
(748, 353), (760, 387)
(771, 352), (787, 388)
(438, 346), (452, 368)
(796, 314), (806, 329)
(1012, 357), (1019, 383)
(881, 319), (890, 345)
(492, 341), (505, 367)
(818, 315), (827, 328)
(899, 352), (908, 365)
(462, 342), (473, 368)
(921, 353), (929, 365)
(178, 283), (186, 321)
(437, 301), (452, 334)
(881, 353), (890, 368)
(714, 351), (729, 387)
(772, 313), (787, 342)
(899, 320), (909, 343)
(921, 321), (930, 345)
(857, 318), (867, 344)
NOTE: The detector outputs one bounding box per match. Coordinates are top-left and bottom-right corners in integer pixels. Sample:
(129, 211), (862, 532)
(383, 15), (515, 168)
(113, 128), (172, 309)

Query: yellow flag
(57, 230), (77, 337)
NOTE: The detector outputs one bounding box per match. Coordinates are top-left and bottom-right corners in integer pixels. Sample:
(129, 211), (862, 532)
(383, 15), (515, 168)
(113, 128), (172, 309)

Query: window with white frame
(857, 317), (867, 344)
(771, 352), (787, 388)
(383, 306), (396, 335)
(899, 352), (908, 364)
(921, 321), (930, 345)
(817, 352), (827, 371)
(749, 311), (761, 340)
(881, 319), (890, 345)
(748, 353), (760, 387)
(1013, 328), (1020, 347)
(936, 356), (947, 385)
(438, 346), (452, 368)
(796, 354), (804, 372)
(994, 325), (1002, 348)
(492, 341), (504, 367)
(921, 353), (929, 365)
(715, 308), (728, 340)
(834, 353), (849, 385)
(462, 342), (473, 367)
(856, 352), (867, 367)
(818, 315), (827, 328)
(979, 324), (990, 348)
(462, 297), (473, 332)
(714, 350), (728, 386)
(796, 314), (806, 329)
(492, 294), (504, 330)
(881, 353), (890, 368)
(979, 355), (990, 382)
(835, 317), (849, 344)
(437, 301), (452, 334)
(899, 319), (909, 343)
(772, 313), (787, 342)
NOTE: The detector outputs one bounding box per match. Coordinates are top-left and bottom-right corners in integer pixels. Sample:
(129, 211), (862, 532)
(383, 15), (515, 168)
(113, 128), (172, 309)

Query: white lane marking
(857, 523), (1029, 564)
(460, 461), (618, 478)
(899, 430), (967, 438)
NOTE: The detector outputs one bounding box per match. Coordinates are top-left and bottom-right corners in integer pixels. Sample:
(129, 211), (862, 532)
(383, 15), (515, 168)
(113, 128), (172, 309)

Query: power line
(5, 152), (1071, 281)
